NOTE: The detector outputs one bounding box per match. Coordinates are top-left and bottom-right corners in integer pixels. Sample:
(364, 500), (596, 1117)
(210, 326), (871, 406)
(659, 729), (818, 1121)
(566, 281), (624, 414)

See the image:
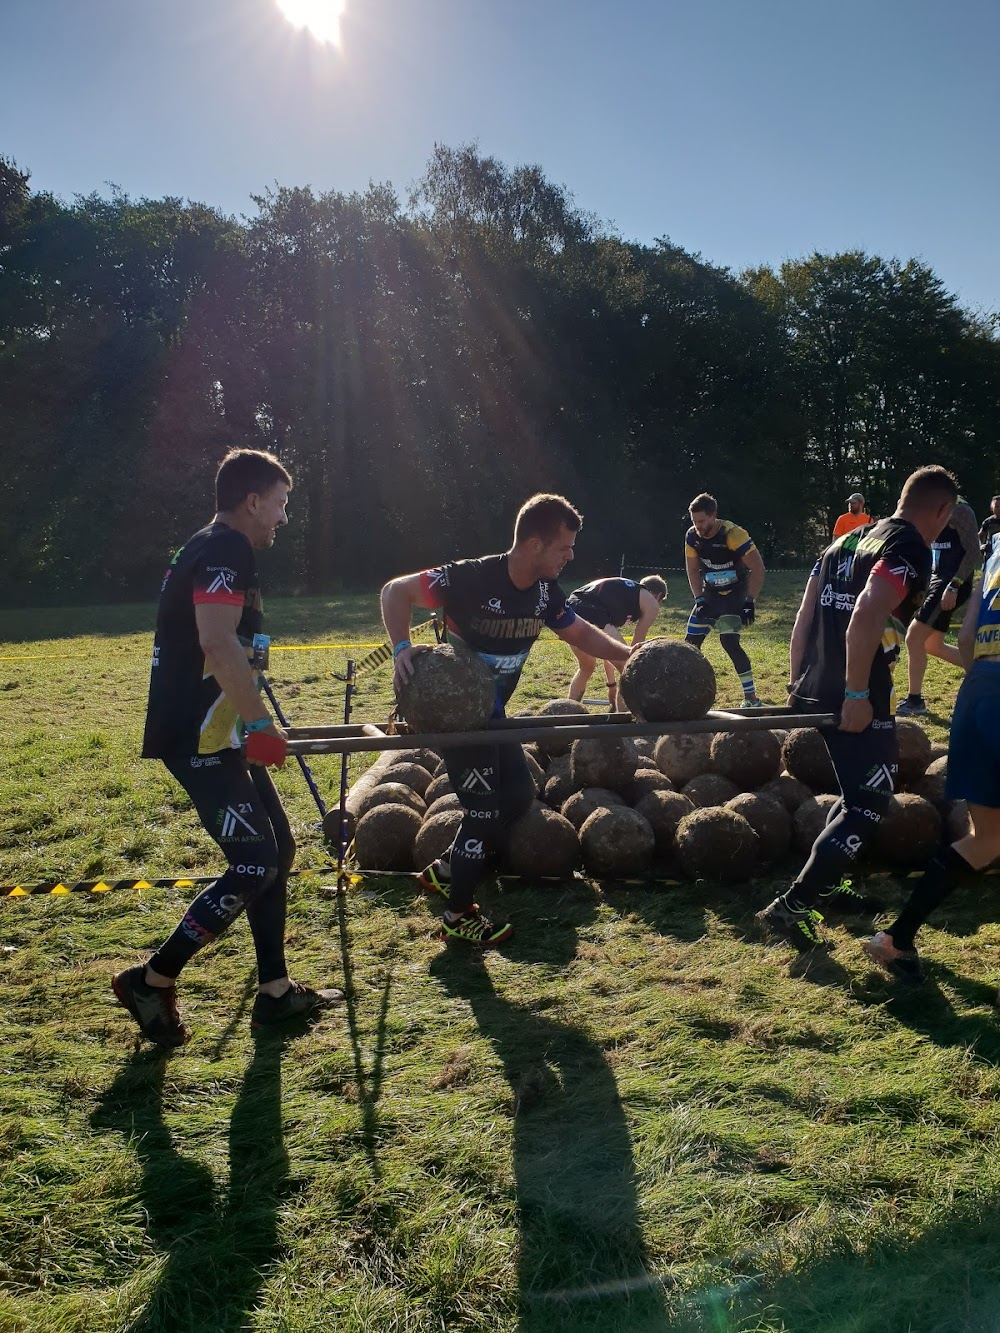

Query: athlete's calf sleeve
(719, 633), (752, 676)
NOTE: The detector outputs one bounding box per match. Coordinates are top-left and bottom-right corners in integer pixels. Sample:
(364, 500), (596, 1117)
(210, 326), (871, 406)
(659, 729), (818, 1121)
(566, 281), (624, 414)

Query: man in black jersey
(565, 574), (666, 709)
(113, 449), (341, 1047)
(381, 494), (631, 946)
(684, 494), (766, 707)
(979, 496), (1000, 558)
(757, 466), (958, 952)
(896, 495), (979, 716)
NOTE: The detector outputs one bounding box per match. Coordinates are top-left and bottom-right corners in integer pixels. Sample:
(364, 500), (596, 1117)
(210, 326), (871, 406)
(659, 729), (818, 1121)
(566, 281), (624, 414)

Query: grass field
(3, 574), (999, 1333)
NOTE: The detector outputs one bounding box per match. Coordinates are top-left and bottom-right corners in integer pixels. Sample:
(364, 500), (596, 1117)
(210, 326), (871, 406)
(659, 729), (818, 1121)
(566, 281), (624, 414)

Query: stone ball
(874, 794), (943, 866)
(543, 755), (576, 808)
(675, 808), (760, 882)
(354, 781), (425, 821)
(523, 749), (546, 793)
(569, 736), (639, 793)
(911, 755), (948, 808)
(628, 768), (675, 802)
(506, 805), (580, 879)
(710, 729), (782, 790)
(424, 792), (463, 821)
(654, 732), (715, 786)
(726, 792), (792, 865)
(929, 743), (949, 763)
(896, 719), (933, 786)
(423, 773), (454, 806)
(414, 809), (463, 868)
(322, 807), (352, 846)
(384, 747), (440, 775)
(619, 639), (717, 722)
(354, 803), (422, 871)
(379, 762), (433, 797)
(580, 807), (656, 877)
(561, 787), (627, 830)
(946, 799), (971, 842)
(396, 643), (496, 733)
(681, 772), (740, 809)
(782, 729), (837, 793)
(634, 737), (657, 764)
(634, 790), (695, 857)
(757, 773), (813, 815)
(793, 794), (840, 854)
(524, 742), (546, 769)
(535, 699), (590, 758)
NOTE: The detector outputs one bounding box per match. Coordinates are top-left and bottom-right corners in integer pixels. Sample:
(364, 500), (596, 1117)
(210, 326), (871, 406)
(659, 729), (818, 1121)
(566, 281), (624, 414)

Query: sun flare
(275, 0), (346, 46)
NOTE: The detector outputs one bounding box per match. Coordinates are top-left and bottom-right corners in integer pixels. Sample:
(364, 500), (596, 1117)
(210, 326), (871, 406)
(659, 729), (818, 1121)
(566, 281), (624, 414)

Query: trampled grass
(2, 574), (998, 1333)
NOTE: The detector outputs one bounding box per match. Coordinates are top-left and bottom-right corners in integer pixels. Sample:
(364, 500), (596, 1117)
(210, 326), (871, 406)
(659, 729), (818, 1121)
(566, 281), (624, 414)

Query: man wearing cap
(833, 493), (871, 538)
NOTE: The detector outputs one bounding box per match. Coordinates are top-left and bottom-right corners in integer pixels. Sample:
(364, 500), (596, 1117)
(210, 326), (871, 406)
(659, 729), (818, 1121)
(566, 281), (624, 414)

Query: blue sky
(5, 0), (999, 312)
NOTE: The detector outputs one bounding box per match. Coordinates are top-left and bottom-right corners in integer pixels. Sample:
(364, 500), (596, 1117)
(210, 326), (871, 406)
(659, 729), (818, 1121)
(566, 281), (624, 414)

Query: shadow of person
(428, 882), (671, 1333)
(91, 1028), (293, 1332)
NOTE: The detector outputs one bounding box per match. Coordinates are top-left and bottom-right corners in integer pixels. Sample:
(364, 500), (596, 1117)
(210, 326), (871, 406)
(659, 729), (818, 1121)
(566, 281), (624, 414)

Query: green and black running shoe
(112, 965), (188, 1048)
(820, 878), (884, 915)
(439, 911), (513, 947)
(418, 858), (451, 900)
(251, 981), (345, 1031)
(757, 898), (826, 952)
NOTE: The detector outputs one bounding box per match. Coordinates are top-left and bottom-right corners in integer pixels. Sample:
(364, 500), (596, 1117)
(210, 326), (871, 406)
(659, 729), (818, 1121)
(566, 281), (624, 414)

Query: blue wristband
(392, 639), (412, 661)
(244, 716), (273, 734)
(844, 689), (870, 700)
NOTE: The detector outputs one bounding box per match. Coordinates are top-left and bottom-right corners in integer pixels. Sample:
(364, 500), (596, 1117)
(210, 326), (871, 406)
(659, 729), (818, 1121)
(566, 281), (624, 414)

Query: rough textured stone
(561, 787), (627, 830)
(654, 732), (715, 786)
(423, 773), (454, 807)
(378, 762), (433, 797)
(634, 790), (695, 856)
(353, 781), (425, 821)
(619, 638), (717, 722)
(397, 643), (496, 733)
(793, 793), (840, 853)
(414, 809), (463, 867)
(535, 699), (590, 758)
(874, 794), (942, 866)
(681, 772), (740, 809)
(757, 773), (813, 815)
(580, 807), (656, 877)
(675, 808), (759, 882)
(782, 729), (837, 794)
(569, 736), (639, 793)
(726, 793), (792, 864)
(896, 719), (933, 786)
(506, 805), (580, 878)
(710, 729), (782, 790)
(355, 803), (422, 871)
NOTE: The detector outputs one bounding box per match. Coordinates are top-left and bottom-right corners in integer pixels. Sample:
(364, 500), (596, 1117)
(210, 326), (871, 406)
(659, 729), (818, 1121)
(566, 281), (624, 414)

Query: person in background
(832, 492), (872, 538)
(978, 495), (1000, 559)
(565, 574), (666, 710)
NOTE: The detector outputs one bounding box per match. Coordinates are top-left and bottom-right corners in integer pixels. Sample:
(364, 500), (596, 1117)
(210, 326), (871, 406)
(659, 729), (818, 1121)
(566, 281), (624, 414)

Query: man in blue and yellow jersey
(865, 527), (1000, 983)
(684, 493), (766, 706)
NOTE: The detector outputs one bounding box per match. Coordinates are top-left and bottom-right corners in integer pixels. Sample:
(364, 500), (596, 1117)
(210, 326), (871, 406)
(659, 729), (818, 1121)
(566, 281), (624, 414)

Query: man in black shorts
(897, 495), (979, 716)
(565, 574), (666, 709)
(381, 494), (631, 945)
(757, 466), (957, 952)
(112, 449), (341, 1047)
(684, 493), (766, 707)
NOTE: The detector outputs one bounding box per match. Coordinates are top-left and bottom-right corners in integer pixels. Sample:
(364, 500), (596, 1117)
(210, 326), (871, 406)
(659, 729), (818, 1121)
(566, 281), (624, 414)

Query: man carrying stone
(758, 466), (958, 952)
(565, 574), (666, 710)
(113, 448), (342, 1047)
(381, 494), (631, 946)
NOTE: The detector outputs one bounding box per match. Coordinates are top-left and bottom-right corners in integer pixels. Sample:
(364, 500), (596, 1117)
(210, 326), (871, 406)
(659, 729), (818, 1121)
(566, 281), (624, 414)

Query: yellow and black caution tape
(0, 868), (356, 898)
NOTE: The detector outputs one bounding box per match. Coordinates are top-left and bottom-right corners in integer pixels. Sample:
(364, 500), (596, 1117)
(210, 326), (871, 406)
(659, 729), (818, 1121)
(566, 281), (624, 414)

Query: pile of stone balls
(333, 639), (952, 882)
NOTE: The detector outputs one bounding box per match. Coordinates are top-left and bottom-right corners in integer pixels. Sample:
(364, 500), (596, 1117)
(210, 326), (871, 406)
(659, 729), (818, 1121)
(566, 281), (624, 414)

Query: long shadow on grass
(429, 885), (671, 1333)
(91, 1031), (293, 1332)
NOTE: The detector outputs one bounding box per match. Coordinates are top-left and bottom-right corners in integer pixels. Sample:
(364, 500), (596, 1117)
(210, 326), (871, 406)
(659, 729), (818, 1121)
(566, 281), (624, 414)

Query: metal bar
(334, 659), (356, 893)
(286, 711), (839, 757)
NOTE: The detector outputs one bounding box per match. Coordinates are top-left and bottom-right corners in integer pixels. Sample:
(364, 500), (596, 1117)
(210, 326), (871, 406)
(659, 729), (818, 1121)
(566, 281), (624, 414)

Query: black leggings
(789, 723), (898, 908)
(148, 751), (295, 984)
(441, 741), (536, 914)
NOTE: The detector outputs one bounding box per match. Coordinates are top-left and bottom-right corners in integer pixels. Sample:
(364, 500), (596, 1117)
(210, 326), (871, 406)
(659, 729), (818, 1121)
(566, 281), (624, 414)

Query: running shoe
(418, 858), (451, 900)
(895, 695), (927, 718)
(112, 965), (188, 1048)
(819, 878), (884, 914)
(740, 697), (764, 709)
(439, 911), (513, 946)
(862, 931), (924, 983)
(251, 981), (345, 1030)
(757, 898), (826, 951)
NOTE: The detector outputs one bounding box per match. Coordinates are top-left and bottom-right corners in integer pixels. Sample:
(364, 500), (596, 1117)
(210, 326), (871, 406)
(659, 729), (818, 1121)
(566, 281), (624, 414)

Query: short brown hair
(640, 574), (667, 599)
(513, 493), (583, 544)
(900, 466), (958, 509)
(689, 493), (718, 515)
(216, 449), (292, 511)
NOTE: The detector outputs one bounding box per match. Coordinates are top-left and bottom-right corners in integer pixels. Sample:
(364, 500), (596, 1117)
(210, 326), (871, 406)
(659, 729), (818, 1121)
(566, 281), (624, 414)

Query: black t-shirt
(979, 515), (1000, 555)
(684, 520), (756, 599)
(791, 518), (930, 720)
(419, 554), (575, 710)
(142, 523), (262, 758)
(569, 577), (642, 627)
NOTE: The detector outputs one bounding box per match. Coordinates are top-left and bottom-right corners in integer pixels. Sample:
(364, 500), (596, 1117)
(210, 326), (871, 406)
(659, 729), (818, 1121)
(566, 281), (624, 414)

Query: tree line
(1, 143), (998, 605)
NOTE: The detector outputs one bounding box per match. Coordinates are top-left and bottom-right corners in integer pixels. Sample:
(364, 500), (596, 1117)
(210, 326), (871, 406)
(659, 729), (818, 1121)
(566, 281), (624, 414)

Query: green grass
(1, 574), (995, 1333)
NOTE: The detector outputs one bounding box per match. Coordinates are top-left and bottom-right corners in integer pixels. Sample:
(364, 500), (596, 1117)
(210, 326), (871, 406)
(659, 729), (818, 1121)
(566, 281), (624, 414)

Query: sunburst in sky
(274, 0), (347, 46)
